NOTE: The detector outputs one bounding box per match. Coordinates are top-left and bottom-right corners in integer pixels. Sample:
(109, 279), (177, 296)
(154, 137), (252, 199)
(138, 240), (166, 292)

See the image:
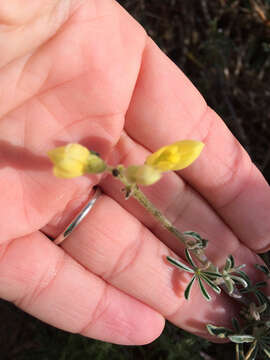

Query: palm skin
(0, 0), (270, 345)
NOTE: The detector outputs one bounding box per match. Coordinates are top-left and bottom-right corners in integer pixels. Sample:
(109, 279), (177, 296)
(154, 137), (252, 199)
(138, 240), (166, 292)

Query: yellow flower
(124, 165), (162, 186)
(48, 143), (106, 178)
(145, 140), (204, 172)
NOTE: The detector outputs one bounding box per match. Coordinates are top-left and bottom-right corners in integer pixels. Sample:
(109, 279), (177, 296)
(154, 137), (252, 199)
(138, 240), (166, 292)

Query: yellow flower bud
(124, 165), (162, 186)
(85, 150), (107, 174)
(48, 144), (106, 178)
(145, 140), (204, 172)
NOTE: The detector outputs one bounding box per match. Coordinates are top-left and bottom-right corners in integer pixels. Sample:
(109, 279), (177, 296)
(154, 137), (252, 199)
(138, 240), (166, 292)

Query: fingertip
(132, 307), (165, 346)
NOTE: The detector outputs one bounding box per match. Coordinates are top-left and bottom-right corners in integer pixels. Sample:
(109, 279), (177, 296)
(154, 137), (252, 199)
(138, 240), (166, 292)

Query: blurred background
(1, 1), (270, 359)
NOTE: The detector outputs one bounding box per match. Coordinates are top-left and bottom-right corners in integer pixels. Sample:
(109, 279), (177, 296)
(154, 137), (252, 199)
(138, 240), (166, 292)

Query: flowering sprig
(48, 140), (204, 181)
(167, 249), (249, 301)
(48, 140), (270, 360)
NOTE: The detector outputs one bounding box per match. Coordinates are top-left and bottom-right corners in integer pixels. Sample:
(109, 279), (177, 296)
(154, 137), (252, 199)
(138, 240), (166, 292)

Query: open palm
(0, 0), (270, 345)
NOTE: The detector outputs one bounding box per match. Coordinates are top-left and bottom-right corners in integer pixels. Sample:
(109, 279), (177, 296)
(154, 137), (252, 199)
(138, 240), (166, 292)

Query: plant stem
(111, 166), (250, 304)
(132, 185), (210, 265)
(244, 340), (257, 360)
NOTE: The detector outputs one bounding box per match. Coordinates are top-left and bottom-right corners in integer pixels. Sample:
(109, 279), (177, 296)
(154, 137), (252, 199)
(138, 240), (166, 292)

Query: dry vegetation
(119, 0), (270, 179)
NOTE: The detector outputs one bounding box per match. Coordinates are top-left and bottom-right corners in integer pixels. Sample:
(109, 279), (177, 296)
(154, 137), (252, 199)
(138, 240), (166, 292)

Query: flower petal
(145, 140), (204, 172)
(48, 143), (90, 178)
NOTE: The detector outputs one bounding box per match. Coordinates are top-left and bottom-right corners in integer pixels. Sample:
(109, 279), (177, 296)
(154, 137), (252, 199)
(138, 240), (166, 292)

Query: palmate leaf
(184, 275), (196, 300)
(202, 270), (223, 279)
(232, 318), (241, 332)
(183, 231), (208, 248)
(255, 290), (269, 306)
(263, 346), (270, 358)
(230, 275), (248, 288)
(255, 281), (268, 289)
(260, 336), (270, 346)
(200, 273), (221, 294)
(224, 278), (234, 294)
(183, 231), (203, 241)
(166, 256), (194, 273)
(235, 269), (250, 282)
(255, 264), (270, 277)
(224, 255), (234, 271)
(197, 275), (211, 301)
(228, 335), (255, 343)
(261, 342), (270, 358)
(206, 324), (233, 338)
(185, 248), (196, 268)
(234, 264), (246, 271)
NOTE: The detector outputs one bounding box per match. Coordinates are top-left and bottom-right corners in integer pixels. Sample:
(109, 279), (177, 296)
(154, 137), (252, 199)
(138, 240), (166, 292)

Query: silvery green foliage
(206, 263), (270, 360)
(167, 248), (222, 301)
(167, 232), (270, 359)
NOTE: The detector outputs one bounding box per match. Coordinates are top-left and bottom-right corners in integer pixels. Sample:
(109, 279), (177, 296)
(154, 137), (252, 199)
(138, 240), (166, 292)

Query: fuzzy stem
(110, 166), (249, 304)
(132, 186), (210, 265)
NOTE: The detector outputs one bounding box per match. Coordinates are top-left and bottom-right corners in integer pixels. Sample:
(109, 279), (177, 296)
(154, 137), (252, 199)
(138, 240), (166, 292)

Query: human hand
(0, 0), (270, 345)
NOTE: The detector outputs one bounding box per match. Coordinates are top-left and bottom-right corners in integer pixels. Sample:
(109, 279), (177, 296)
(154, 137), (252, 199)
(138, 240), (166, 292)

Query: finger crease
(105, 223), (145, 282)
(15, 250), (66, 309)
(79, 282), (109, 335)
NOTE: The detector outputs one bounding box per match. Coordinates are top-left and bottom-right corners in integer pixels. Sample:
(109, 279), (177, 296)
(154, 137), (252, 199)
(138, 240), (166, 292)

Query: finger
(124, 37), (270, 252)
(0, 0), (146, 242)
(0, 0), (73, 68)
(103, 132), (267, 280)
(42, 190), (265, 340)
(0, 0), (146, 118)
(102, 132), (242, 265)
(0, 232), (164, 345)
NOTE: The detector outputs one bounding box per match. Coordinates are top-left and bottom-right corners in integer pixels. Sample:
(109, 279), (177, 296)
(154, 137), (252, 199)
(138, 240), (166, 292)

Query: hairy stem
(110, 166), (249, 304)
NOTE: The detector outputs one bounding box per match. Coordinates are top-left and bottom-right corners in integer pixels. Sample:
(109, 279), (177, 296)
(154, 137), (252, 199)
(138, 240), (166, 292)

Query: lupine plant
(48, 141), (270, 360)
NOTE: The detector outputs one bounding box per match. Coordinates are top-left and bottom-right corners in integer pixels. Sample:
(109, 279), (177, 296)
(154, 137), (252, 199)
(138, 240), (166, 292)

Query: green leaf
(230, 275), (248, 288)
(197, 275), (211, 301)
(183, 231), (208, 249)
(229, 255), (235, 269)
(206, 324), (233, 338)
(232, 318), (241, 332)
(255, 281), (268, 289)
(184, 275), (196, 300)
(260, 337), (270, 346)
(228, 335), (255, 343)
(255, 264), (270, 277)
(184, 231), (208, 249)
(255, 290), (270, 306)
(185, 249), (196, 268)
(166, 256), (194, 273)
(200, 274), (221, 294)
(262, 345), (270, 358)
(183, 231), (203, 242)
(224, 255), (233, 271)
(235, 270), (251, 286)
(202, 270), (223, 278)
(234, 264), (246, 271)
(225, 278), (234, 294)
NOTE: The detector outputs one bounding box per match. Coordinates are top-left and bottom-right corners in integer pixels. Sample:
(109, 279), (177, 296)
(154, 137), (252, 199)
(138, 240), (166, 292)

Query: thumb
(0, 0), (74, 67)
